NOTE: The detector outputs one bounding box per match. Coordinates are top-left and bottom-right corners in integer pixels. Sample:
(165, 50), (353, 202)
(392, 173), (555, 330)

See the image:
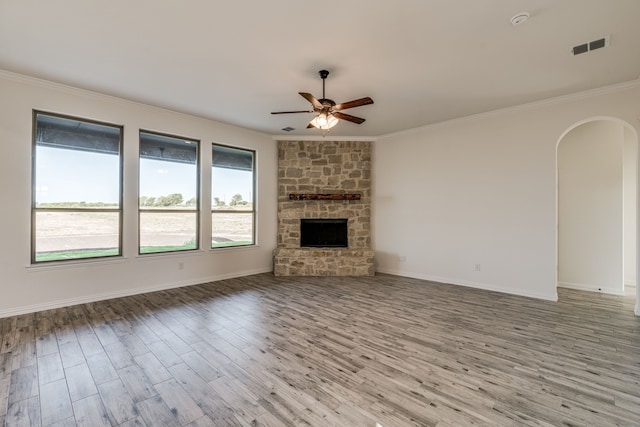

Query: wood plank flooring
(1, 273), (639, 426)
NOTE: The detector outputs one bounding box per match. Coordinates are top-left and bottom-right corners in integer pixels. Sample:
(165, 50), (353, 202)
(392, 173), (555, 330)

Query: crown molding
(380, 78), (640, 139)
(0, 69), (272, 137)
(0, 68), (152, 106)
(273, 135), (376, 141)
(4, 68), (637, 142)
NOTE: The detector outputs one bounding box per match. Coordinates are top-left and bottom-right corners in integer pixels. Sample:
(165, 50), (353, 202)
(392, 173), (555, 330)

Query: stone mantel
(288, 193), (361, 201)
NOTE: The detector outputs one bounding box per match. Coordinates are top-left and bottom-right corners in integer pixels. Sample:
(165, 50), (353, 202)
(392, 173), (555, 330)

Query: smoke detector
(511, 12), (530, 26)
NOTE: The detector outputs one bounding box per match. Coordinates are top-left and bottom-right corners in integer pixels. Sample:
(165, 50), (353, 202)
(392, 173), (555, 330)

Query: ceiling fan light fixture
(310, 112), (339, 131)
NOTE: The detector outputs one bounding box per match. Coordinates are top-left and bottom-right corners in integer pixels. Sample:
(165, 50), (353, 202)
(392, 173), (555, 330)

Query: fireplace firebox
(300, 219), (348, 248)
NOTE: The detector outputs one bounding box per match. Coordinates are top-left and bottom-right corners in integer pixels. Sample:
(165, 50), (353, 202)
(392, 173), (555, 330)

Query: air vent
(589, 38), (607, 51)
(281, 126), (295, 132)
(572, 43), (588, 55)
(572, 36), (609, 55)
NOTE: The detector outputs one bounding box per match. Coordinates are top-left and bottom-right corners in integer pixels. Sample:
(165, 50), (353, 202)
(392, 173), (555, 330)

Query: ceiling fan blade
(333, 97), (374, 111)
(307, 122), (316, 129)
(299, 92), (323, 109)
(333, 111), (366, 124)
(271, 110), (314, 114)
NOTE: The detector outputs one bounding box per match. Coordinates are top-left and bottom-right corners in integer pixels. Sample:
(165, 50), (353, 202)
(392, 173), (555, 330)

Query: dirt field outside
(34, 211), (253, 255)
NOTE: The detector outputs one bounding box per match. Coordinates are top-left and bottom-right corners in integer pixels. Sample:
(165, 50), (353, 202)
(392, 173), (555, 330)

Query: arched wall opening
(556, 117), (638, 313)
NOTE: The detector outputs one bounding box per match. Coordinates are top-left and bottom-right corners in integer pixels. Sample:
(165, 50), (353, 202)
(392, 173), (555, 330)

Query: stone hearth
(273, 140), (374, 276)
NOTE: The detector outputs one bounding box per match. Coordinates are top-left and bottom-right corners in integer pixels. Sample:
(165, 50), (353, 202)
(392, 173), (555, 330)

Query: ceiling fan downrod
(319, 69), (329, 102)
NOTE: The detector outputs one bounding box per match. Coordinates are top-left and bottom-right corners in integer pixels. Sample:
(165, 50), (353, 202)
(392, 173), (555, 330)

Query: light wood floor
(1, 274), (639, 426)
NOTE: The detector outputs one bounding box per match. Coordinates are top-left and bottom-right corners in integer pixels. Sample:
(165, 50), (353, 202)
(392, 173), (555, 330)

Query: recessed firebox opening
(300, 218), (348, 248)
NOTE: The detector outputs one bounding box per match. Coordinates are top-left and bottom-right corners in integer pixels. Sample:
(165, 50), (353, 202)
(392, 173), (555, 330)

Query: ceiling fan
(271, 69), (374, 132)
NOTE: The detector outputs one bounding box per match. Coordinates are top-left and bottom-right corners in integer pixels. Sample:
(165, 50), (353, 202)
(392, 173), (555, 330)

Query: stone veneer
(273, 140), (374, 276)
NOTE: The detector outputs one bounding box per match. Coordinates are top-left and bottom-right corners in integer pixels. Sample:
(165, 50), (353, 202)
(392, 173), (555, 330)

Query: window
(211, 144), (255, 248)
(139, 131), (199, 254)
(32, 112), (123, 263)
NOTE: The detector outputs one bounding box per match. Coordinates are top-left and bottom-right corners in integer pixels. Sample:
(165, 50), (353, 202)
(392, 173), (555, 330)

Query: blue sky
(35, 147), (253, 204)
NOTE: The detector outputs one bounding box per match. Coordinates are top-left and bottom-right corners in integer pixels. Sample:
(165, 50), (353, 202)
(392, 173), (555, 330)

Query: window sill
(26, 256), (128, 271)
(210, 244), (259, 253)
(136, 250), (205, 260)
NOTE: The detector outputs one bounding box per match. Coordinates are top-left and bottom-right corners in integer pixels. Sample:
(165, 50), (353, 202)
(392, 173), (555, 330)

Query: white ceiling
(1, 0), (639, 137)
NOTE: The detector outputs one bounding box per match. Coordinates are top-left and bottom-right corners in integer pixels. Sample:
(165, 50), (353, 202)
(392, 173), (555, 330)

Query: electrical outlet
(398, 255), (407, 262)
(475, 264), (481, 271)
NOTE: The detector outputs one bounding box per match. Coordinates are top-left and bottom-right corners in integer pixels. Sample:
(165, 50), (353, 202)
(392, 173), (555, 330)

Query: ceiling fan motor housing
(319, 99), (336, 108)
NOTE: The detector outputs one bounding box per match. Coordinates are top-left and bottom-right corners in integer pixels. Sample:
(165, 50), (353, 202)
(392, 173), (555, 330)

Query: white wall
(373, 82), (640, 302)
(0, 71), (278, 317)
(624, 127), (637, 287)
(2, 71), (638, 317)
(558, 121), (624, 294)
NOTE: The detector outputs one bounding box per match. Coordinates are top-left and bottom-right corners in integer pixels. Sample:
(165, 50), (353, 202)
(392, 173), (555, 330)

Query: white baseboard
(4, 269), (628, 318)
(0, 268), (272, 319)
(557, 281), (626, 296)
(376, 268), (558, 302)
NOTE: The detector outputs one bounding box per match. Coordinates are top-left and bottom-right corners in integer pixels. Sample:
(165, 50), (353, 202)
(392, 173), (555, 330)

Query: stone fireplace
(273, 140), (375, 276)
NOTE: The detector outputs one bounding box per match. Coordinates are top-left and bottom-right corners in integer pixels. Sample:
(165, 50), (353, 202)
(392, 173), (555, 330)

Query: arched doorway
(556, 117), (638, 312)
